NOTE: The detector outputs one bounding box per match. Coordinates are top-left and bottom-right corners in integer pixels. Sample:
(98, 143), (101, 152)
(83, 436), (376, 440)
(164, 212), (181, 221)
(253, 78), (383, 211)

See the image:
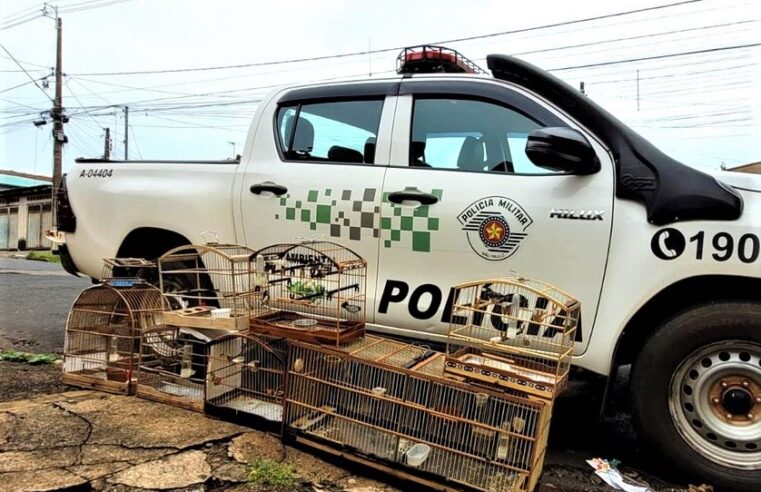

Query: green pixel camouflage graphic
(275, 187), (443, 253)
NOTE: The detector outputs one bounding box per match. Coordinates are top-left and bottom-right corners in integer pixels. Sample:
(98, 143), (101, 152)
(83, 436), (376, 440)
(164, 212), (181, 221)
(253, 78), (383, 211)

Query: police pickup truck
(54, 52), (760, 490)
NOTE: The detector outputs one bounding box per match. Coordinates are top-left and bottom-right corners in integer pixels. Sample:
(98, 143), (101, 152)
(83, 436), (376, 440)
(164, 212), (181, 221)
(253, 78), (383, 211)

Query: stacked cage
(158, 243), (256, 330)
(445, 278), (580, 400)
(136, 324), (218, 411)
(206, 333), (288, 422)
(101, 257), (157, 284)
(285, 341), (551, 492)
(249, 241), (366, 346)
(63, 281), (166, 394)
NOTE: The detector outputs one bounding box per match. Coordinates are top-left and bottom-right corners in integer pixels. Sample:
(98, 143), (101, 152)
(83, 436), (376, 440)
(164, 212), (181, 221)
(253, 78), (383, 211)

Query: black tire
(631, 301), (761, 491)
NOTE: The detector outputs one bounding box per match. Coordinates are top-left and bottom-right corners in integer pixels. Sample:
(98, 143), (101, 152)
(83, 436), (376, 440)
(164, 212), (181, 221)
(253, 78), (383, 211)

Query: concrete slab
(107, 450), (211, 490)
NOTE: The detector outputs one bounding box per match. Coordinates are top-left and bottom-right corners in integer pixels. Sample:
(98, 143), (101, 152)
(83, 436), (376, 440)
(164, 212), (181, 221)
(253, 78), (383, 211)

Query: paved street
(0, 257), (90, 353)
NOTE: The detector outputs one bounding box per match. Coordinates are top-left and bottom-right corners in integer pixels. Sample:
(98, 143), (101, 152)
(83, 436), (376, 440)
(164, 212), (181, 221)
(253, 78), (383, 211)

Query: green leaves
(0, 350), (59, 365)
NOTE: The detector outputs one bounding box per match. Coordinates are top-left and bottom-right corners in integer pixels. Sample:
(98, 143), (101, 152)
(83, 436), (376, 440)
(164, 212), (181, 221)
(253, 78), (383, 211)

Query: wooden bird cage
(101, 257), (156, 284)
(136, 324), (228, 412)
(63, 282), (166, 394)
(206, 333), (288, 423)
(249, 241), (366, 346)
(285, 341), (551, 492)
(446, 277), (580, 400)
(158, 243), (255, 330)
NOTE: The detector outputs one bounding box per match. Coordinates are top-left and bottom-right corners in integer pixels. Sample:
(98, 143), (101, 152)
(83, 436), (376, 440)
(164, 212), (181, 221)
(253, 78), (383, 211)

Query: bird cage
(136, 325), (228, 412)
(338, 335), (436, 370)
(285, 340), (551, 492)
(206, 333), (287, 422)
(63, 282), (166, 395)
(158, 243), (255, 330)
(249, 241), (366, 346)
(101, 257), (156, 284)
(446, 277), (580, 400)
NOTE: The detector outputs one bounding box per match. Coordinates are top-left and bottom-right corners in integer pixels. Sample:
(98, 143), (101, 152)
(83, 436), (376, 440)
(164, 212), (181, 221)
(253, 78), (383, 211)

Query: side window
(277, 99), (383, 164)
(410, 98), (558, 174)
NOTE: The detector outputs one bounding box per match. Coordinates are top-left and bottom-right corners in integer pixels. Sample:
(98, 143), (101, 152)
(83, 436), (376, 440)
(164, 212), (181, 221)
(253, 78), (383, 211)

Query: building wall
(0, 190), (52, 250)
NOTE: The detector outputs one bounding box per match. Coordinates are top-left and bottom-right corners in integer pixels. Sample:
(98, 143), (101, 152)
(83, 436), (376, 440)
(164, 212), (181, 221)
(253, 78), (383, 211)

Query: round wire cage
(446, 276), (581, 400)
(250, 241), (367, 345)
(63, 282), (167, 394)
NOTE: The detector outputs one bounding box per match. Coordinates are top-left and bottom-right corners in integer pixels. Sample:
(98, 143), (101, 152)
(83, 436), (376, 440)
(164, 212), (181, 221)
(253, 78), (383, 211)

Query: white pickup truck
(55, 53), (760, 489)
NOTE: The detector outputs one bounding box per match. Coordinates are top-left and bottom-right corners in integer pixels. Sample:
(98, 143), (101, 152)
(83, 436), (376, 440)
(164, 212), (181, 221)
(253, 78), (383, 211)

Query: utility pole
(123, 106), (129, 160)
(103, 128), (112, 160)
(52, 10), (64, 194)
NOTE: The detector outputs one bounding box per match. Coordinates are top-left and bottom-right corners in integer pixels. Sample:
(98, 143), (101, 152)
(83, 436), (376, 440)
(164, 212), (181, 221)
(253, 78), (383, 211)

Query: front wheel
(631, 302), (761, 491)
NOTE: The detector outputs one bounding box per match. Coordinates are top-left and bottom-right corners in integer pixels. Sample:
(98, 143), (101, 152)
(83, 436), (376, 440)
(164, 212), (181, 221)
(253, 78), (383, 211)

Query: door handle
(250, 181), (288, 196)
(387, 189), (439, 206)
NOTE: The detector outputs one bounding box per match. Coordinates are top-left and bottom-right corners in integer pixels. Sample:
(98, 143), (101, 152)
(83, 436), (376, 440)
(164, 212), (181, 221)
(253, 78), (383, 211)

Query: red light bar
(396, 45), (486, 75)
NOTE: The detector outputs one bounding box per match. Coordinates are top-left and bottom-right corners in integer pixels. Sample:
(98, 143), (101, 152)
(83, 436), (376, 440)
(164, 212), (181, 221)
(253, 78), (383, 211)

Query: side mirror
(525, 127), (600, 175)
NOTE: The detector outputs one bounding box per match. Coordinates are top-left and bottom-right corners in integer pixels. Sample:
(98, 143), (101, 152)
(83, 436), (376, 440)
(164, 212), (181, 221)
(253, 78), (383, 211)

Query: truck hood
(714, 170), (761, 193)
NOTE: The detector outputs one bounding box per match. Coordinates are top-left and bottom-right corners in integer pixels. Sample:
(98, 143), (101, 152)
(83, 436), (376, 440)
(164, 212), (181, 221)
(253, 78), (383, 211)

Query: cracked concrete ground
(0, 391), (396, 492)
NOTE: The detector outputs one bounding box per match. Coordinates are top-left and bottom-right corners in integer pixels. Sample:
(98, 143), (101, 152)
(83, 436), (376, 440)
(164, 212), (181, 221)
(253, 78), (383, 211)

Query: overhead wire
(0, 43), (54, 101)
(67, 0), (706, 76)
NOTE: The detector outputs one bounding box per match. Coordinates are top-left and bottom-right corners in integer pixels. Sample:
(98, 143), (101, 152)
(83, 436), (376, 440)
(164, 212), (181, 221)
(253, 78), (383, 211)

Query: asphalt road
(0, 257), (90, 353)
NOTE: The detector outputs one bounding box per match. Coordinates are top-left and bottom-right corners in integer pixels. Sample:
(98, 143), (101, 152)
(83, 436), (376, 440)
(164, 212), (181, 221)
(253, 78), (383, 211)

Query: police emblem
(458, 196), (533, 261)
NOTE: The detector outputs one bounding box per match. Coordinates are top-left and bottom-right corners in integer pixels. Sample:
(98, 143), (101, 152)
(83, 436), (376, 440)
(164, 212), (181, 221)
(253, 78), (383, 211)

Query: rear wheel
(631, 302), (761, 491)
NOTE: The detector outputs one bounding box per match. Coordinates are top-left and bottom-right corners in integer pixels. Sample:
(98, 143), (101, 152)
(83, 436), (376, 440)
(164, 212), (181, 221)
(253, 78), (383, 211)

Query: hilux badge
(458, 196), (533, 261)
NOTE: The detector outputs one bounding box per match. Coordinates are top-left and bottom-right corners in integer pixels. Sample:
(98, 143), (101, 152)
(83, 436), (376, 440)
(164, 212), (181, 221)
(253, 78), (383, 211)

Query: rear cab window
(277, 99), (384, 164)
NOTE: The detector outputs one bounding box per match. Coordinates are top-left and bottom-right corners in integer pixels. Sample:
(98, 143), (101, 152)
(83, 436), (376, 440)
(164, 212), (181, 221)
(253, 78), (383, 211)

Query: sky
(1, 0), (760, 176)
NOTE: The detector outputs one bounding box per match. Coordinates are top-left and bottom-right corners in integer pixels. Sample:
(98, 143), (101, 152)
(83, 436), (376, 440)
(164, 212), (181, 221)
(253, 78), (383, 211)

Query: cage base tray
(443, 356), (559, 400)
(250, 312), (363, 346)
(162, 310), (248, 331)
(210, 395), (283, 422)
(62, 372), (133, 395)
(136, 383), (205, 412)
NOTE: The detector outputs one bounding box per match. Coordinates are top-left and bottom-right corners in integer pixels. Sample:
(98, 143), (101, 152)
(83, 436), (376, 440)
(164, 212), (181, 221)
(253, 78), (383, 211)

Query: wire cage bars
(101, 257), (157, 284)
(445, 277), (580, 400)
(63, 282), (166, 395)
(136, 325), (227, 411)
(158, 243), (255, 331)
(249, 241), (366, 346)
(206, 333), (288, 422)
(285, 341), (551, 492)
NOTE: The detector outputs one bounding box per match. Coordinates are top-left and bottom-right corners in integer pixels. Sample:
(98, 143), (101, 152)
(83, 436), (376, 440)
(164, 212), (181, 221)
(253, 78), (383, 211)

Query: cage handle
(200, 231), (220, 244)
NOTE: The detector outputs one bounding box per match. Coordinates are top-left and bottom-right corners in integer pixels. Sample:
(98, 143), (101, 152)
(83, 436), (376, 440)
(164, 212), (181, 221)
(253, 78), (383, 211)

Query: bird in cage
(341, 301), (362, 314)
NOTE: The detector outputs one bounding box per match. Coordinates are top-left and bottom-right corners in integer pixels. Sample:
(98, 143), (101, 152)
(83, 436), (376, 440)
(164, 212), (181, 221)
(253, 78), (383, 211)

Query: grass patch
(248, 458), (298, 489)
(26, 251), (61, 263)
(0, 350), (59, 365)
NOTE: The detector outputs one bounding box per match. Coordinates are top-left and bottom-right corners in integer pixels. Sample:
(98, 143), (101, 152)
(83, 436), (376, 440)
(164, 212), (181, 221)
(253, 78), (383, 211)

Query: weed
(248, 458), (297, 489)
(0, 350), (59, 365)
(25, 251), (61, 263)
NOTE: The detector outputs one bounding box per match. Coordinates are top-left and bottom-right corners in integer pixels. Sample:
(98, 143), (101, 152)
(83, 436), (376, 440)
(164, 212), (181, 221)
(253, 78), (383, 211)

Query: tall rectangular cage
(136, 324), (226, 412)
(285, 341), (551, 492)
(446, 278), (580, 400)
(249, 241), (366, 346)
(63, 281), (167, 394)
(158, 243), (255, 331)
(206, 333), (288, 423)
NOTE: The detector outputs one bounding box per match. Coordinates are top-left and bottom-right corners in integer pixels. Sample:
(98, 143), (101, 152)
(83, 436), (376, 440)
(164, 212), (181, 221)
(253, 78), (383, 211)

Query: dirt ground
(0, 360), (700, 492)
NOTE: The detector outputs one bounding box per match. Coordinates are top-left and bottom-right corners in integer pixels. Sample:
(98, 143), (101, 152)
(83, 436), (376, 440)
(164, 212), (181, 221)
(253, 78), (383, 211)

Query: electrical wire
(68, 0), (705, 76)
(0, 43), (54, 101)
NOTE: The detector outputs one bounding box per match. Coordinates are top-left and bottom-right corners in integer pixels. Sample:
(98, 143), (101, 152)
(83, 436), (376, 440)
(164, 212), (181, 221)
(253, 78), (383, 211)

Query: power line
(0, 43), (53, 101)
(547, 42), (761, 71)
(512, 20), (756, 57)
(68, 0), (705, 76)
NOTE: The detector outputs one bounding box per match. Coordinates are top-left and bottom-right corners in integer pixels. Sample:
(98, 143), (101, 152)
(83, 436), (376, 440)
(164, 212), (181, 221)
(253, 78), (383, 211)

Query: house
(0, 170), (53, 250)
